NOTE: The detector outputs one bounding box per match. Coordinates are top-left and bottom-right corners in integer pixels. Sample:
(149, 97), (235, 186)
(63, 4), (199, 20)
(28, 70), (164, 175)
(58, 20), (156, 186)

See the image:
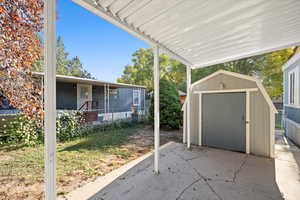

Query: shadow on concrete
(66, 142), (286, 200)
(275, 130), (300, 200)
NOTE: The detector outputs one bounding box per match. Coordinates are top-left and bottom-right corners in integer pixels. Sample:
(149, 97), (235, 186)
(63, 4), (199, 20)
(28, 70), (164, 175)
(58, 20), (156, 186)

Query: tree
(117, 48), (185, 89)
(119, 47), (297, 98)
(0, 0), (44, 118)
(260, 48), (296, 97)
(149, 79), (182, 129)
(67, 56), (93, 79)
(33, 37), (94, 79)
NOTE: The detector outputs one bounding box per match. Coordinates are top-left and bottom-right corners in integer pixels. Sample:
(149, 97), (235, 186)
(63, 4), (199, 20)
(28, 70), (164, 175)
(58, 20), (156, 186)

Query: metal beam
(44, 0), (57, 199)
(153, 45), (160, 174)
(186, 66), (191, 149)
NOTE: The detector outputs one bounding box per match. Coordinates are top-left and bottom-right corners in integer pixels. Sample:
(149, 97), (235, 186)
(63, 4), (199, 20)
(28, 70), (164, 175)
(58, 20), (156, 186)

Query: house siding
(0, 79), (146, 115)
(92, 86), (105, 112)
(57, 82), (77, 110)
(284, 106), (300, 124)
(283, 56), (300, 146)
(91, 87), (145, 113)
(114, 88), (133, 112)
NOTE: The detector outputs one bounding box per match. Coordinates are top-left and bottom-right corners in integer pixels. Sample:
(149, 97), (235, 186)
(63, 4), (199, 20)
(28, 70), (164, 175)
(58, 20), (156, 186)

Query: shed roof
(73, 0), (300, 69)
(33, 72), (146, 88)
(190, 70), (277, 113)
(282, 51), (300, 71)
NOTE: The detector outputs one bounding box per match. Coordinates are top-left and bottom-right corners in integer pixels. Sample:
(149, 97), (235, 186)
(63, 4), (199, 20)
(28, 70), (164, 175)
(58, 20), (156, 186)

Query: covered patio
(63, 131), (300, 200)
(43, 0), (300, 199)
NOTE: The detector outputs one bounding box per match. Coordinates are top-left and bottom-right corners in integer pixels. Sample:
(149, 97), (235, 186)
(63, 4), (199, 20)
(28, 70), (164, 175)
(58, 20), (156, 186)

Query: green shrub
(1, 111), (87, 146)
(56, 111), (87, 142)
(149, 78), (182, 129)
(1, 114), (43, 146)
(0, 111), (149, 146)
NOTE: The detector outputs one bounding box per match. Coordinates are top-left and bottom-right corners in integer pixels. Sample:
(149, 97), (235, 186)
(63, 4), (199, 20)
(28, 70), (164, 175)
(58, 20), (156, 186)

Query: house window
(133, 89), (140, 106)
(289, 71), (296, 104)
(80, 86), (89, 99)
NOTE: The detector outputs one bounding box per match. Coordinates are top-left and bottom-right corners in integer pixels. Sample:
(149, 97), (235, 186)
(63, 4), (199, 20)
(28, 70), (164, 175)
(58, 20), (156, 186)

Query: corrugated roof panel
(74, 0), (300, 68)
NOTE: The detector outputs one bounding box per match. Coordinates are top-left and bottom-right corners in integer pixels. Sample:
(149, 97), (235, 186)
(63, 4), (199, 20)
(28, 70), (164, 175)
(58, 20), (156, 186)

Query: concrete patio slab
(64, 131), (300, 200)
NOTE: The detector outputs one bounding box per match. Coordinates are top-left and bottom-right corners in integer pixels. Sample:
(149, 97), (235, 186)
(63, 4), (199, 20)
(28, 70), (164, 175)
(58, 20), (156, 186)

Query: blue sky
(57, 0), (149, 82)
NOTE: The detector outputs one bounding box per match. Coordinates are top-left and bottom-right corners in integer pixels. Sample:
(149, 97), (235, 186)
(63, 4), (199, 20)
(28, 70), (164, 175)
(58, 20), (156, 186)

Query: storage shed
(183, 70), (277, 158)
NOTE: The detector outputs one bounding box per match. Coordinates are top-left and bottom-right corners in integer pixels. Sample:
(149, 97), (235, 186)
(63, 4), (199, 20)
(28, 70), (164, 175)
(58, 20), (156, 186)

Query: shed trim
(270, 108), (275, 158)
(191, 70), (277, 113)
(198, 93), (202, 146)
(194, 88), (258, 94)
(282, 51), (300, 71)
(246, 91), (250, 154)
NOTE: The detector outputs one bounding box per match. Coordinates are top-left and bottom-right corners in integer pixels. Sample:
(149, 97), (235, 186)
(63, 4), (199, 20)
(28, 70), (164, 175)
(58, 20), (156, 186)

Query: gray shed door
(202, 92), (246, 152)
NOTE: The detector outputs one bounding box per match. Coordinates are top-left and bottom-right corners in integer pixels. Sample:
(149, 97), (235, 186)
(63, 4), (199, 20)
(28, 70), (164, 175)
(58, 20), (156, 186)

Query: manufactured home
(183, 70), (277, 158)
(0, 73), (146, 122)
(282, 52), (300, 146)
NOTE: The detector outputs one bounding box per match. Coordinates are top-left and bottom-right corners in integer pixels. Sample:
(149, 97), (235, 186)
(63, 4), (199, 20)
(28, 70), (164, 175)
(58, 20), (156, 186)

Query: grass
(0, 124), (147, 199)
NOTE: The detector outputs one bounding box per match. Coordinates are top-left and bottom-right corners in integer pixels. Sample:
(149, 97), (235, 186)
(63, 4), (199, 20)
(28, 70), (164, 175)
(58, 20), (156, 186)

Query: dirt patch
(0, 125), (182, 200)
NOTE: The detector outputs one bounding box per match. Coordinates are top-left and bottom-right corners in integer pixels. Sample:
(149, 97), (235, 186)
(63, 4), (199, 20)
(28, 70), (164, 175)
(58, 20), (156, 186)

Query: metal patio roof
(73, 0), (300, 69)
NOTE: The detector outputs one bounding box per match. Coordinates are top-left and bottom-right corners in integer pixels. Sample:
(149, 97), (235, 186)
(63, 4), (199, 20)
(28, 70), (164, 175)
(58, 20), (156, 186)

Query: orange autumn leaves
(0, 0), (44, 119)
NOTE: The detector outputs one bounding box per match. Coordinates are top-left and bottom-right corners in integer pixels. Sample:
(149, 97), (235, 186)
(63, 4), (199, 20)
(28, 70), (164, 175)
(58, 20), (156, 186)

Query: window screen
(133, 89), (140, 106)
(290, 72), (295, 104)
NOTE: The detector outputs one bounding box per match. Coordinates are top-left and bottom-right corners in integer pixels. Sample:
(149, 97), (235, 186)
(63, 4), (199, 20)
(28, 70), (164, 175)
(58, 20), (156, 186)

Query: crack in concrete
(171, 150), (223, 200)
(192, 168), (223, 200)
(175, 178), (202, 200)
(232, 155), (248, 183)
(185, 155), (203, 161)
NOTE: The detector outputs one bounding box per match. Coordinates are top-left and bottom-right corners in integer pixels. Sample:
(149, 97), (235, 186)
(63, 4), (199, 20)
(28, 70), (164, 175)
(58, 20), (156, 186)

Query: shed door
(202, 92), (246, 152)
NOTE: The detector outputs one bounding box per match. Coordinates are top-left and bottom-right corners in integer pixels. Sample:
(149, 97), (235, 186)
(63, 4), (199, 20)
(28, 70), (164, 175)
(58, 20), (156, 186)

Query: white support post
(153, 45), (160, 174)
(143, 88), (146, 115)
(183, 105), (186, 144)
(198, 93), (202, 146)
(104, 84), (106, 114)
(187, 66), (191, 149)
(44, 0), (57, 199)
(107, 84), (110, 113)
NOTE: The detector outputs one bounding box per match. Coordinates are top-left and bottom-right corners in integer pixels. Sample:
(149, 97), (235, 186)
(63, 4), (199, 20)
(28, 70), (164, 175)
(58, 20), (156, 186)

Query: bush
(1, 114), (43, 146)
(1, 111), (87, 146)
(149, 78), (182, 129)
(56, 111), (87, 142)
(0, 111), (150, 146)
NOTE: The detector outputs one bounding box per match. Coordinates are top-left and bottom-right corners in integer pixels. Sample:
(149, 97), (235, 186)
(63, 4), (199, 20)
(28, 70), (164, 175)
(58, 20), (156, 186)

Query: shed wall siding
(250, 92), (270, 156)
(189, 73), (271, 157)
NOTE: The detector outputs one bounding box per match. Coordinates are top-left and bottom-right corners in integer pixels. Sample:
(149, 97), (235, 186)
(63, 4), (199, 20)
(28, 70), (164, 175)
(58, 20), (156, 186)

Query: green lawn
(0, 124), (149, 199)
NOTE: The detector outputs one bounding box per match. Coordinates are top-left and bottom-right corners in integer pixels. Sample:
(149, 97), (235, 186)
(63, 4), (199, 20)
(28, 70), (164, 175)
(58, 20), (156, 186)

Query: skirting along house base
(183, 70), (277, 158)
(282, 52), (300, 146)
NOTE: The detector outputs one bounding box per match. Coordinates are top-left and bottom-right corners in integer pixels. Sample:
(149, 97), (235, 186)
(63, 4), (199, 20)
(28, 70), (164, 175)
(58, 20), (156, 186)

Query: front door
(202, 92), (246, 152)
(77, 84), (92, 110)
